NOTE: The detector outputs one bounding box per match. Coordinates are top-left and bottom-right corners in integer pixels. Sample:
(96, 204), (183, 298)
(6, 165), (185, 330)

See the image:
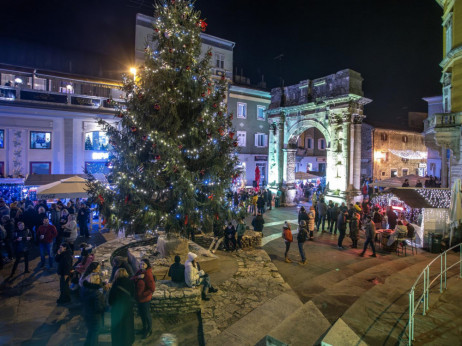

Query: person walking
(297, 220), (309, 265)
(282, 221), (293, 263)
(8, 221), (32, 278)
(251, 212), (265, 233)
(81, 273), (106, 346)
(307, 206), (316, 240)
(236, 217), (246, 250)
(257, 193), (265, 214)
(359, 215), (377, 257)
(349, 211), (360, 249)
(37, 217), (57, 269)
(329, 203), (339, 234)
(326, 200), (334, 231)
(55, 242), (73, 304)
(134, 259), (155, 339)
(108, 268), (135, 346)
(337, 210), (348, 249)
(266, 189), (273, 210)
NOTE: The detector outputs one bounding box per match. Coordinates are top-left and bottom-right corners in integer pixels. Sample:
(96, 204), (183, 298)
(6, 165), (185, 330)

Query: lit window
(255, 133), (268, 147)
(445, 16), (453, 55)
(85, 131), (110, 151)
(257, 105), (265, 120)
(237, 102), (247, 118)
(391, 169), (398, 177)
(237, 131), (246, 147)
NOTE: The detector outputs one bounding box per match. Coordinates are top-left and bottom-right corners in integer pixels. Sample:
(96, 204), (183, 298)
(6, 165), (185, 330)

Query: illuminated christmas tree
(87, 0), (239, 234)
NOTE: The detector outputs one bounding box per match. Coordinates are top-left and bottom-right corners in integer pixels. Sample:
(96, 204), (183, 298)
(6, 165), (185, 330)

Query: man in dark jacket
(387, 207), (398, 230)
(266, 189), (273, 210)
(37, 217), (58, 269)
(326, 200), (334, 231)
(316, 199), (328, 232)
(55, 242), (73, 304)
(168, 255), (185, 284)
(257, 194), (265, 214)
(8, 221), (32, 278)
(110, 256), (134, 283)
(78, 204), (91, 238)
(329, 203), (340, 234)
(337, 210), (348, 249)
(297, 221), (309, 265)
(2, 215), (15, 260)
(224, 222), (237, 251)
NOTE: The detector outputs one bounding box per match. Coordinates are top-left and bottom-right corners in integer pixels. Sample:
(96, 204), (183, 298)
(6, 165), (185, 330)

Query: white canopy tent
(36, 176), (89, 199)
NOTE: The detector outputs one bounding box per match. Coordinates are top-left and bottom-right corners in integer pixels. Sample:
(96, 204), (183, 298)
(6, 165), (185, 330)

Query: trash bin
(429, 233), (442, 253)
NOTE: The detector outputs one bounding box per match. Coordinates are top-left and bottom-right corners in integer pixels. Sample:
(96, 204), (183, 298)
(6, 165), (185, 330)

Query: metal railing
(407, 243), (462, 345)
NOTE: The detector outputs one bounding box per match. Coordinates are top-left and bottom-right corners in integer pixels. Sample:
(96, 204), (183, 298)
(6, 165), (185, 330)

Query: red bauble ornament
(233, 141), (238, 147)
(169, 48), (173, 53)
(138, 93), (144, 100)
(154, 28), (159, 32)
(116, 112), (124, 118)
(207, 88), (211, 95)
(186, 66), (190, 71)
(98, 194), (104, 205)
(154, 103), (161, 110)
(207, 51), (213, 56)
(178, 145), (183, 149)
(217, 111), (223, 116)
(229, 132), (235, 139)
(131, 127), (137, 132)
(215, 213), (219, 220)
(184, 214), (188, 225)
(221, 75), (226, 81)
(142, 135), (147, 141)
(199, 19), (207, 32)
(229, 113), (233, 120)
(201, 92), (205, 97)
(124, 195), (131, 204)
(212, 103), (217, 108)
(218, 127), (224, 136)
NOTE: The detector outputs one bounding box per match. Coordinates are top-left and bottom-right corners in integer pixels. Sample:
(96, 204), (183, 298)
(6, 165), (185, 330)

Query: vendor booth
(371, 188), (450, 250)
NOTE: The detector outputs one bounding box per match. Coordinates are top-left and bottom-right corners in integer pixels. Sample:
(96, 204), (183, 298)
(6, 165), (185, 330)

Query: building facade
(372, 128), (427, 181)
(228, 84), (271, 186)
(424, 0), (462, 187)
(0, 65), (121, 177)
(295, 127), (327, 174)
(361, 122), (374, 180)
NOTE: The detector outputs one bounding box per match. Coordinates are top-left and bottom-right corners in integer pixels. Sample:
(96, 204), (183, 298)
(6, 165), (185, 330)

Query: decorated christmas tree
(87, 0), (240, 234)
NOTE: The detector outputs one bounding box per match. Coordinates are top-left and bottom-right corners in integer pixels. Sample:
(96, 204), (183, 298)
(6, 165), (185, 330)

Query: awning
(36, 176), (89, 199)
(24, 174), (87, 186)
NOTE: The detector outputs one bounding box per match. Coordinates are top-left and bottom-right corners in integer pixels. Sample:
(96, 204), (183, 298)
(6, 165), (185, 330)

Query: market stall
(0, 178), (25, 202)
(371, 188), (450, 249)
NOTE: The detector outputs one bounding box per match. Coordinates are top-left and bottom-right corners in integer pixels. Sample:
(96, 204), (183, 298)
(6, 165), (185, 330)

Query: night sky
(0, 0), (443, 124)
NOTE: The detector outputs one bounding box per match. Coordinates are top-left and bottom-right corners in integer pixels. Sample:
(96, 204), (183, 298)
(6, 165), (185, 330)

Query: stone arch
(286, 119), (331, 147)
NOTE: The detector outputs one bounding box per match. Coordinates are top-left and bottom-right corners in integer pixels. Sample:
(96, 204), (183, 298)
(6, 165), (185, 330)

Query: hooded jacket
(135, 267), (155, 303)
(185, 252), (200, 288)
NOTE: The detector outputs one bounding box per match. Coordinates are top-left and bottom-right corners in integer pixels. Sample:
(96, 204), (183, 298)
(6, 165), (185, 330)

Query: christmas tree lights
(87, 0), (240, 234)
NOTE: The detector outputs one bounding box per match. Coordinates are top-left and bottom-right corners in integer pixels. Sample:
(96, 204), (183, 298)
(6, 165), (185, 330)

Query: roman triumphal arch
(266, 69), (372, 204)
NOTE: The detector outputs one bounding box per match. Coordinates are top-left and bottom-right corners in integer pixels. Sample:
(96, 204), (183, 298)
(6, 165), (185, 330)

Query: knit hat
(299, 220), (306, 227)
(283, 221), (290, 229)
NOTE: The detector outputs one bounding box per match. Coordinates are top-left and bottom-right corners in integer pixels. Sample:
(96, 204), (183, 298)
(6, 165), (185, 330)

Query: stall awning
(24, 174), (87, 186)
(0, 178), (25, 185)
(388, 188), (439, 209)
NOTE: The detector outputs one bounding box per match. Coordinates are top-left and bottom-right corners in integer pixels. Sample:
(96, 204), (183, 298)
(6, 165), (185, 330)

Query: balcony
(424, 112), (462, 132)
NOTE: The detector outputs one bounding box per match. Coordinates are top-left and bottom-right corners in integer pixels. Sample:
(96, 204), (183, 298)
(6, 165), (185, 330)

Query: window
(445, 16), (453, 55)
(30, 162), (51, 174)
(402, 135), (408, 143)
(0, 129), (4, 148)
(237, 131), (246, 147)
(85, 131), (109, 151)
(381, 133), (388, 141)
(215, 53), (224, 69)
(257, 106), (265, 120)
(443, 85), (451, 113)
(318, 163), (326, 172)
(0, 162), (4, 177)
(33, 77), (47, 91)
(30, 131), (51, 149)
(255, 133), (268, 147)
(402, 168), (409, 176)
(305, 137), (312, 149)
(381, 171), (386, 177)
(237, 102), (247, 118)
(391, 169), (398, 177)
(1, 73), (14, 86)
(85, 162), (110, 175)
(318, 138), (325, 150)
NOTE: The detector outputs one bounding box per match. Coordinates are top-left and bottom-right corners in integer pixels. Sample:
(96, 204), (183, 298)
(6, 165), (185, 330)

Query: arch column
(353, 121), (362, 191)
(283, 148), (297, 184)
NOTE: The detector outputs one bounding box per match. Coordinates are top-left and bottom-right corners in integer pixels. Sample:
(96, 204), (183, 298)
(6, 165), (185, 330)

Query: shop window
(85, 162), (110, 175)
(85, 131), (110, 151)
(0, 129), (4, 148)
(33, 77), (48, 91)
(30, 131), (51, 149)
(30, 162), (51, 174)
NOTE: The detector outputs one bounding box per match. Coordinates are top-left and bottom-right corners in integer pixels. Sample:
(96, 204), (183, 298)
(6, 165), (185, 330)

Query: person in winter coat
(316, 199), (328, 232)
(337, 210), (348, 249)
(251, 194), (258, 216)
(266, 189), (273, 210)
(77, 204), (91, 238)
(387, 207), (398, 230)
(81, 273), (106, 346)
(326, 200), (334, 230)
(168, 255), (185, 284)
(79, 262), (101, 288)
(251, 212), (265, 233)
(329, 203), (339, 234)
(349, 211), (360, 249)
(298, 206), (309, 224)
(360, 215), (377, 257)
(108, 268), (135, 346)
(0, 198), (10, 218)
(236, 217), (246, 250)
(37, 217), (57, 269)
(62, 214), (78, 252)
(2, 215), (15, 260)
(133, 259), (155, 339)
(55, 242), (73, 304)
(307, 206), (316, 240)
(372, 207), (383, 230)
(110, 256), (135, 283)
(209, 221), (224, 254)
(297, 220), (309, 265)
(8, 221), (32, 278)
(256, 194), (265, 214)
(282, 221), (293, 263)
(224, 222), (237, 251)
(184, 252), (218, 301)
(22, 205), (37, 240)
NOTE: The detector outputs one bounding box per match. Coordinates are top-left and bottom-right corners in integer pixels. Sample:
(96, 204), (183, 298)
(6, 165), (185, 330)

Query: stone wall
(151, 281), (201, 314)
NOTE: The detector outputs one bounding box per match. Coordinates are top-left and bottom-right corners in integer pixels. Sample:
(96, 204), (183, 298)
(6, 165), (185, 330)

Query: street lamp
(130, 67), (137, 81)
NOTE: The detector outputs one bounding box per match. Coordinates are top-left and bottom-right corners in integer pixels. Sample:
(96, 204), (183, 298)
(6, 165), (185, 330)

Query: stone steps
(206, 292), (303, 346)
(322, 255), (461, 345)
(265, 300), (331, 346)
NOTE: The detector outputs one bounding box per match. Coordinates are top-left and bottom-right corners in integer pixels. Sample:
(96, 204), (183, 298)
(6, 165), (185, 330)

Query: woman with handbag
(108, 268), (135, 346)
(133, 259), (155, 339)
(62, 214), (78, 252)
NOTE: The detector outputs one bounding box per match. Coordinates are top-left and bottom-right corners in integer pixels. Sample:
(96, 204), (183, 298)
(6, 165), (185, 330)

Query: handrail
(407, 242), (462, 345)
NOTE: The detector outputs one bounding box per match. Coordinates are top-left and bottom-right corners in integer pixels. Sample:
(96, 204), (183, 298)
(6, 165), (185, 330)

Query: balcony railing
(424, 112), (462, 131)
